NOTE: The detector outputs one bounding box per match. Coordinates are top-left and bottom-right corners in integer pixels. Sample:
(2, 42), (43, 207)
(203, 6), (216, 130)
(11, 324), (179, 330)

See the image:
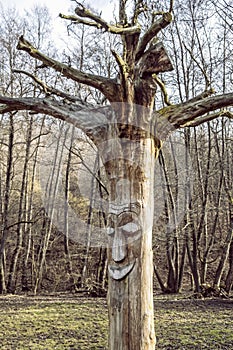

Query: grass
(154, 297), (233, 349)
(0, 294), (232, 349)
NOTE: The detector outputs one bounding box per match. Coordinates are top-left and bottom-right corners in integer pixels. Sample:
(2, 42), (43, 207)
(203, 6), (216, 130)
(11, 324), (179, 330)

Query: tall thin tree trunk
(186, 202), (201, 293)
(81, 155), (99, 288)
(225, 237), (233, 294)
(214, 221), (233, 288)
(195, 125), (212, 284)
(63, 125), (78, 291)
(7, 114), (33, 293)
(34, 123), (67, 294)
(0, 113), (14, 294)
(21, 116), (46, 292)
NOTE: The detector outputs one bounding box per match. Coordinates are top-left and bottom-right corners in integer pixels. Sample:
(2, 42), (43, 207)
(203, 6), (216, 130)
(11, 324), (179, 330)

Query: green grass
(0, 295), (232, 349)
(155, 297), (233, 349)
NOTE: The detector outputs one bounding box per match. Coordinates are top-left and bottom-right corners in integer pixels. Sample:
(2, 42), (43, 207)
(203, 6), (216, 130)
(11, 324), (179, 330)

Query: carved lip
(108, 261), (135, 280)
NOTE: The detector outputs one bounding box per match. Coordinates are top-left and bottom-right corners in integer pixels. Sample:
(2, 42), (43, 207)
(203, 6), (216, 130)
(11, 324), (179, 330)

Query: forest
(0, 0), (232, 300)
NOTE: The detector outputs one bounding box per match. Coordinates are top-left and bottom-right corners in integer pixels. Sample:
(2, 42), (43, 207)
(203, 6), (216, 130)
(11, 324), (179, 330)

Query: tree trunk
(81, 154), (100, 288)
(22, 116), (46, 292)
(96, 246), (108, 294)
(63, 125), (78, 291)
(104, 114), (157, 349)
(154, 265), (168, 293)
(34, 123), (67, 294)
(214, 225), (233, 288)
(0, 113), (14, 294)
(7, 114), (33, 293)
(186, 202), (201, 293)
(225, 216), (233, 294)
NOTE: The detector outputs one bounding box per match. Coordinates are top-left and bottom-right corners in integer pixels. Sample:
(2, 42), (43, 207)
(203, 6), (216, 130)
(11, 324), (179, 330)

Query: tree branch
(132, 0), (147, 25)
(17, 36), (119, 102)
(158, 93), (233, 129)
(118, 0), (128, 26)
(186, 88), (215, 103)
(0, 95), (109, 142)
(13, 69), (86, 103)
(111, 50), (128, 83)
(169, 0), (174, 13)
(59, 5), (141, 35)
(59, 13), (102, 29)
(136, 12), (173, 61)
(183, 42), (210, 90)
(152, 74), (172, 106)
(184, 110), (233, 127)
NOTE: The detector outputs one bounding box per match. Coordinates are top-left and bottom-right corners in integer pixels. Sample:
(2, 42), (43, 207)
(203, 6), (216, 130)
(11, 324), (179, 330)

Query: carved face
(107, 202), (141, 280)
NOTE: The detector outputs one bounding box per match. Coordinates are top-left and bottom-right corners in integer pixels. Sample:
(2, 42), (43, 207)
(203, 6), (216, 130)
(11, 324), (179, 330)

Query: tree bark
(105, 125), (157, 349)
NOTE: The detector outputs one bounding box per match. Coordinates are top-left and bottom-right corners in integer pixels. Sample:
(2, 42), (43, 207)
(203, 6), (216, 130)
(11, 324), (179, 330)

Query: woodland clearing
(0, 294), (232, 349)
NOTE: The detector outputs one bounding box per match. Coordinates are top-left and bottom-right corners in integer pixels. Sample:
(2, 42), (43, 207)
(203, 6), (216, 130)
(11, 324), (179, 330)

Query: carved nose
(112, 230), (126, 262)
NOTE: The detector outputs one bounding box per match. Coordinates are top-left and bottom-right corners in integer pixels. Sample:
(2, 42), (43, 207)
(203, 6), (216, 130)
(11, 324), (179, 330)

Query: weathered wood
(140, 42), (174, 76)
(91, 104), (159, 349)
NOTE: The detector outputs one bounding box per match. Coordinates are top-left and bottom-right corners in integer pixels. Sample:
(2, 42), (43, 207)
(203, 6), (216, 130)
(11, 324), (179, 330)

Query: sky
(0, 0), (116, 19)
(0, 0), (116, 44)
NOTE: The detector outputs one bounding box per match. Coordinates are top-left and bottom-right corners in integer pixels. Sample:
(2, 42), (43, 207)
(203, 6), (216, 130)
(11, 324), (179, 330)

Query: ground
(0, 293), (232, 349)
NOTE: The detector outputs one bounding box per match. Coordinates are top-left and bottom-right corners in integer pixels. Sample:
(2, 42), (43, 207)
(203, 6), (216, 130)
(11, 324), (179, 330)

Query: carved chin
(108, 261), (135, 280)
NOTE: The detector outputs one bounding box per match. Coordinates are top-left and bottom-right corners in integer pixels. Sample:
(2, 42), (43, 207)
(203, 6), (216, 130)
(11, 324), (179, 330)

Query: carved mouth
(108, 261), (135, 280)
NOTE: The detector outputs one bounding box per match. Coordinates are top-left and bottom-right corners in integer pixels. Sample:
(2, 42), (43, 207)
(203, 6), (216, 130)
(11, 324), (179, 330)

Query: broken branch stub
(139, 42), (174, 77)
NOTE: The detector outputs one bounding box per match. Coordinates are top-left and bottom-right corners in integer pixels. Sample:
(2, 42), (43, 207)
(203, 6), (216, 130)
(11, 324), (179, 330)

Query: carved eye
(107, 227), (115, 236)
(122, 222), (139, 234)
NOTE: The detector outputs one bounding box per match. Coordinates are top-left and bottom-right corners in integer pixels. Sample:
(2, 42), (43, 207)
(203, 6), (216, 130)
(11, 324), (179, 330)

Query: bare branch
(158, 93), (233, 129)
(183, 42), (210, 90)
(17, 36), (119, 102)
(169, 0), (174, 13)
(132, 0), (147, 25)
(184, 110), (233, 127)
(119, 0), (128, 25)
(59, 14), (102, 29)
(68, 146), (109, 195)
(111, 50), (128, 82)
(13, 69), (49, 94)
(152, 74), (172, 106)
(60, 4), (141, 35)
(0, 95), (109, 143)
(186, 88), (215, 103)
(75, 4), (110, 30)
(13, 69), (86, 103)
(136, 12), (173, 61)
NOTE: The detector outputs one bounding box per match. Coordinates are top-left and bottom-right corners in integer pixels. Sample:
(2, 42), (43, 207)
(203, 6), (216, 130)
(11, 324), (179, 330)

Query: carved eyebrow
(117, 213), (134, 226)
(129, 203), (141, 215)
